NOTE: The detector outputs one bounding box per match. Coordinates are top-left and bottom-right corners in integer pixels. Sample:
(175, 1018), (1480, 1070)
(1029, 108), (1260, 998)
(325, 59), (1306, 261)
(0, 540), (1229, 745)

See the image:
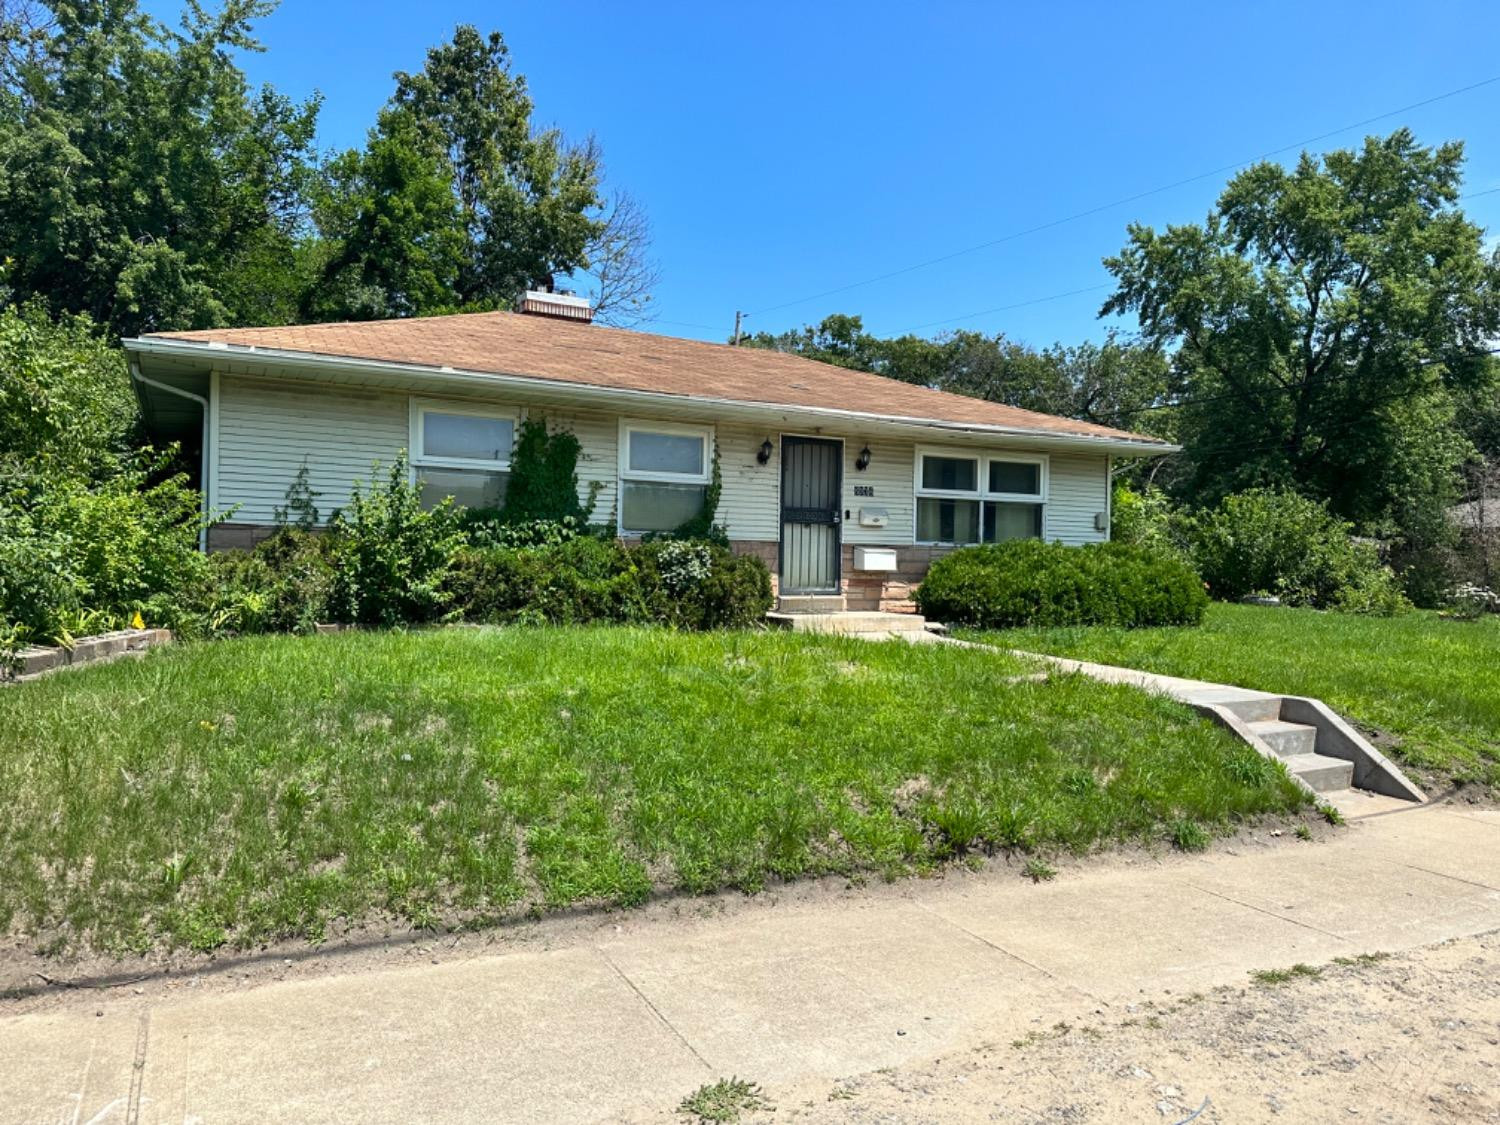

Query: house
(123, 295), (1173, 611)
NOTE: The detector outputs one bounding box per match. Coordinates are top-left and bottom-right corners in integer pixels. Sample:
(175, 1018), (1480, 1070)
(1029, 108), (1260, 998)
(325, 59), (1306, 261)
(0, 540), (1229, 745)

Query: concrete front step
(776, 595), (847, 614)
(766, 611), (928, 635)
(1282, 752), (1355, 793)
(1247, 718), (1319, 758)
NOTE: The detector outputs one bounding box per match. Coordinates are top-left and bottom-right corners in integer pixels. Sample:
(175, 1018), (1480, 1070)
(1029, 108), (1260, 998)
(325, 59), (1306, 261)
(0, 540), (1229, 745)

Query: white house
(124, 294), (1172, 611)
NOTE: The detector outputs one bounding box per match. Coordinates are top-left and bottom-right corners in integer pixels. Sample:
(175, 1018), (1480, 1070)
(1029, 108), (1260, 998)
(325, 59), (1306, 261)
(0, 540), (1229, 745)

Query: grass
(967, 603), (1500, 794)
(1249, 962), (1323, 986)
(0, 626), (1307, 954)
(678, 1078), (771, 1123)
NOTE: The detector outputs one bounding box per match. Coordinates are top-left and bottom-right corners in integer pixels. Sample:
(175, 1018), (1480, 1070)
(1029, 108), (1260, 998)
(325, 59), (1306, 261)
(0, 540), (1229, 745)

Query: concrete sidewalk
(5, 804), (1498, 1124)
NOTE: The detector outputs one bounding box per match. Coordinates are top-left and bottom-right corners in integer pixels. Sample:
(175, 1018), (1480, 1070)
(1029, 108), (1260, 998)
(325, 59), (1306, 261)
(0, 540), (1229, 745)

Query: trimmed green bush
(446, 538), (772, 629)
(913, 540), (1209, 628)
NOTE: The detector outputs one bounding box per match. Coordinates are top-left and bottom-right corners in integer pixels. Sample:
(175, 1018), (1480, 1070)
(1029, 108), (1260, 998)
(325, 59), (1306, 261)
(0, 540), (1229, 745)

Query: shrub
(1110, 482), (1191, 558)
(327, 455), (466, 626)
(1188, 489), (1409, 614)
(447, 538), (644, 625)
(0, 457), (207, 643)
(912, 540), (1208, 628)
(201, 529), (335, 634)
(446, 538), (773, 630)
(633, 539), (773, 629)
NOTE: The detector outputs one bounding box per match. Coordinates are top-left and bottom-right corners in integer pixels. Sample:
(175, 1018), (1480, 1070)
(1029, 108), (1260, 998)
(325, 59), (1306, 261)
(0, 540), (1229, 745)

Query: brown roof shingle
(146, 311), (1166, 446)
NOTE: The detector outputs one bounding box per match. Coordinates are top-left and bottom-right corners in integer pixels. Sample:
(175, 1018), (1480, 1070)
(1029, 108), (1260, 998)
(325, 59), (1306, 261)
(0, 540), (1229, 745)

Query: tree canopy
(0, 3), (653, 334)
(1102, 129), (1500, 528)
(741, 313), (1172, 437)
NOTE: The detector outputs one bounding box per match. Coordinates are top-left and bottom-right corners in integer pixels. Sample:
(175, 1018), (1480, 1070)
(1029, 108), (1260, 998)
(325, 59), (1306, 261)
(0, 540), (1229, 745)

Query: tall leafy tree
(1102, 129), (1500, 527)
(386, 25), (602, 308)
(0, 0), (321, 335)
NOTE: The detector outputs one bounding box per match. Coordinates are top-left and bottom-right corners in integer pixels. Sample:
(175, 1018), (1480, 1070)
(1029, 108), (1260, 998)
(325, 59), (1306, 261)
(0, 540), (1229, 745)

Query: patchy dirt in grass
(653, 932), (1500, 1124)
(0, 815), (1335, 1017)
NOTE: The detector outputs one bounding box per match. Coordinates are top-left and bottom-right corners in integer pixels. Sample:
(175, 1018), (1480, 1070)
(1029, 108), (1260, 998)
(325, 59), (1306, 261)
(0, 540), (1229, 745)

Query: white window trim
(912, 446), (1049, 545)
(617, 419), (714, 535)
(409, 398), (520, 473)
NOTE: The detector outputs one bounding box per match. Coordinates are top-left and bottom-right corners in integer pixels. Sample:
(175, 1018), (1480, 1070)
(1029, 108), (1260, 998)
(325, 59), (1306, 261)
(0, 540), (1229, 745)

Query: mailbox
(857, 507), (889, 528)
(854, 547), (899, 572)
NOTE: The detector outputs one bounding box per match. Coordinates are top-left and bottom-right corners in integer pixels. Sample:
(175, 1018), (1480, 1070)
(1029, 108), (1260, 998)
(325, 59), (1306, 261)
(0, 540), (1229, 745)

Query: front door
(779, 436), (842, 594)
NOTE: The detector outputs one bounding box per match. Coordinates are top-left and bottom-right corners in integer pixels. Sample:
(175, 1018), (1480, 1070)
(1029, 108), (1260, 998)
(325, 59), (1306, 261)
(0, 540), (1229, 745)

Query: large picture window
(619, 421), (712, 533)
(410, 400), (515, 511)
(914, 449), (1046, 545)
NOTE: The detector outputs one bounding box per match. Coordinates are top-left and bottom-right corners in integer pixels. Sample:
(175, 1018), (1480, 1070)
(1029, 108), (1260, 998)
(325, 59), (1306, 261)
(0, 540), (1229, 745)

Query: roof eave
(124, 336), (1178, 456)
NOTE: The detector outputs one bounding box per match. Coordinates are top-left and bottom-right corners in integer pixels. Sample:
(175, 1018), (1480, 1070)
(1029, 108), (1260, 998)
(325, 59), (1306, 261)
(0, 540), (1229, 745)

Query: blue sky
(153, 0), (1500, 345)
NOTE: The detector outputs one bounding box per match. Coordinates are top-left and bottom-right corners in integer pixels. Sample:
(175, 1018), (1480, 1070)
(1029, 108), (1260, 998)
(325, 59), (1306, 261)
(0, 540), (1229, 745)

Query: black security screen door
(779, 436), (842, 594)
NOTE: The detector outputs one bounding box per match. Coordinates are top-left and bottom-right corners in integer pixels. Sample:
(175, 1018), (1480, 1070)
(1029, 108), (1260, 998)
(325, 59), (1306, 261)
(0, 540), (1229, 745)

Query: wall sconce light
(757, 438), (774, 465)
(855, 445), (872, 472)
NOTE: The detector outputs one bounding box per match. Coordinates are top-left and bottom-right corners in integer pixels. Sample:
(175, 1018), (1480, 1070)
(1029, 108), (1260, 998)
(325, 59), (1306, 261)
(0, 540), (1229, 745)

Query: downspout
(129, 362), (210, 552)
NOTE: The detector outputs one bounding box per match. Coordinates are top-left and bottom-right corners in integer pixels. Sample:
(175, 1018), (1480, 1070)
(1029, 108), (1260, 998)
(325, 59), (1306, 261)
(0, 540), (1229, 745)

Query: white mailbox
(854, 547), (899, 572)
(857, 507), (889, 528)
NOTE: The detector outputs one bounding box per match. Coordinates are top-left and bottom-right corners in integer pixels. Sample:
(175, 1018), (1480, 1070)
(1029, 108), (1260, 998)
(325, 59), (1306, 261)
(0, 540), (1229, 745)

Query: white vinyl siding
(214, 376), (408, 522)
(1045, 452), (1112, 545)
(212, 373), (1114, 546)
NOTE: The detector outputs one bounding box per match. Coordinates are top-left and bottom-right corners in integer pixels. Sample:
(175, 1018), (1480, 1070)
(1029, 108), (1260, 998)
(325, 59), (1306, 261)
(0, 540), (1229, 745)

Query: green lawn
(0, 627), (1306, 955)
(969, 603), (1500, 794)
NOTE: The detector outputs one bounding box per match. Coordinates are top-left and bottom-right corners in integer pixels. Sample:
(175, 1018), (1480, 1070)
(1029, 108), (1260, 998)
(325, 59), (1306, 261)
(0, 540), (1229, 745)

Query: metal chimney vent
(517, 289), (594, 324)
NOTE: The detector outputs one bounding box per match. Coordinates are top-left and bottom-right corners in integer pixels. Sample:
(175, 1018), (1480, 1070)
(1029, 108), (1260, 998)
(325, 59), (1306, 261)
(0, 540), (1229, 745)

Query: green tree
(308, 108), (467, 320)
(0, 0), (322, 335)
(1103, 129), (1500, 527)
(743, 314), (1170, 436)
(390, 25), (603, 307)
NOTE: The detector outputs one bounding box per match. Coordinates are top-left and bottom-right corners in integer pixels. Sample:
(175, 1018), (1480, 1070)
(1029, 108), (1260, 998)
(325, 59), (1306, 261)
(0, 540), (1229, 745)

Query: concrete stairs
(1011, 652), (1427, 811)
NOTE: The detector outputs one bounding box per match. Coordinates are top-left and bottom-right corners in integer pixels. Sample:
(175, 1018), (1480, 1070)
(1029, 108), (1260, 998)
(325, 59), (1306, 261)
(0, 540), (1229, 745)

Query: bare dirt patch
(698, 932), (1500, 1124)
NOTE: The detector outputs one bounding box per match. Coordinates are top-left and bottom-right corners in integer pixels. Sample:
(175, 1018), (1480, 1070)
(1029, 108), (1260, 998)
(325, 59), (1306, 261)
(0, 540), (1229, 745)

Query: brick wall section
(208, 522), (284, 551)
(211, 526), (947, 613)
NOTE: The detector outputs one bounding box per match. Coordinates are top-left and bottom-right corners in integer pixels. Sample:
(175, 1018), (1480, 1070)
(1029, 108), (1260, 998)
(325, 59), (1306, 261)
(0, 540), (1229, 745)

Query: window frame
(912, 446), (1049, 546)
(617, 419), (715, 535)
(409, 398), (520, 473)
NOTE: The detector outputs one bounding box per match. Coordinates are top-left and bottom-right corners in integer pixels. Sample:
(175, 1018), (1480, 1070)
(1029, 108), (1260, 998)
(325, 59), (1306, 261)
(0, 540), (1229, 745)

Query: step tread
(1247, 719), (1318, 736)
(1280, 751), (1355, 792)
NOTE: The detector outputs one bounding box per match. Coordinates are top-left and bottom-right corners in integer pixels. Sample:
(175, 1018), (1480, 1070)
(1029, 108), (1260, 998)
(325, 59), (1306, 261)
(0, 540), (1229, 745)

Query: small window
(628, 431), (705, 477)
(619, 421), (713, 534)
(917, 497), (981, 544)
(411, 401), (516, 511)
(920, 454), (978, 493)
(423, 412), (513, 463)
(983, 501), (1043, 542)
(988, 460), (1040, 497)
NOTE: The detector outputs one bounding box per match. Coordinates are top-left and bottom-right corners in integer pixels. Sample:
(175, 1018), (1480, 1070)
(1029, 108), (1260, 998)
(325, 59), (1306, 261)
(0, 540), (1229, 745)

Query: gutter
(130, 362), (210, 551)
(123, 337), (1180, 458)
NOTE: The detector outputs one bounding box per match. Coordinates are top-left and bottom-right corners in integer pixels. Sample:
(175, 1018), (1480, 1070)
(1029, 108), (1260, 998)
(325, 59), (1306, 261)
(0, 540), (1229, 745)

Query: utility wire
(743, 73), (1500, 320)
(892, 184), (1500, 338)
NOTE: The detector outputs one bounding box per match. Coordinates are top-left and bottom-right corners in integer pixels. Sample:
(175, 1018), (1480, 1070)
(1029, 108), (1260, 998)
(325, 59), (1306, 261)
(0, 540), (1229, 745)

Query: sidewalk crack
(1184, 883), (1343, 938)
(595, 947), (713, 1073)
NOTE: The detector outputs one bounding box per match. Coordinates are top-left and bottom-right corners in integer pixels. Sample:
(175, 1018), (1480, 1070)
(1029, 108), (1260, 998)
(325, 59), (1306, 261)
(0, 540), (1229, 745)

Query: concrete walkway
(4, 804), (1498, 1124)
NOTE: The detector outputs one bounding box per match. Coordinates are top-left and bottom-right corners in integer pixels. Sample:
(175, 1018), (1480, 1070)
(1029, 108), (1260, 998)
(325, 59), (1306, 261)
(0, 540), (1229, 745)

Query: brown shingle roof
(147, 311), (1166, 446)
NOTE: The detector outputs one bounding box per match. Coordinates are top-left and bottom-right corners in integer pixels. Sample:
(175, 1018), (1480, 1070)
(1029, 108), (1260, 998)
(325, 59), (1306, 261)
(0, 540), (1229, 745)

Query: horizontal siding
(215, 376), (408, 523)
(214, 373), (1111, 547)
(841, 434), (916, 545)
(1046, 453), (1110, 545)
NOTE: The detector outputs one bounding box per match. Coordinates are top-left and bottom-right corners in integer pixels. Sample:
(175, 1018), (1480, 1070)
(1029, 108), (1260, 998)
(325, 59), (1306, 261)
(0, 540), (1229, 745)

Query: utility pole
(732, 310), (743, 346)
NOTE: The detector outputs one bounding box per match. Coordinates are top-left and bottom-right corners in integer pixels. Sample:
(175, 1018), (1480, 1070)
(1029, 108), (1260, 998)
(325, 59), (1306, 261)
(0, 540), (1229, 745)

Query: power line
(893, 183), (1500, 340)
(742, 73), (1500, 321)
